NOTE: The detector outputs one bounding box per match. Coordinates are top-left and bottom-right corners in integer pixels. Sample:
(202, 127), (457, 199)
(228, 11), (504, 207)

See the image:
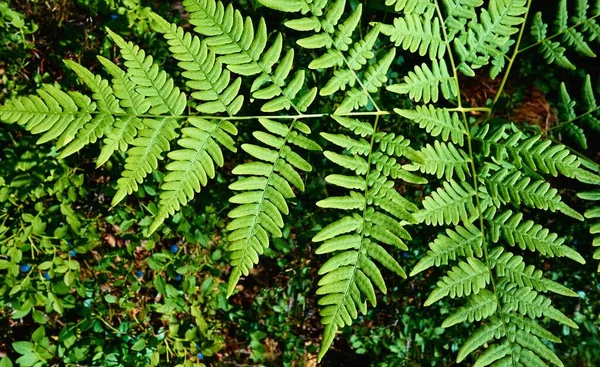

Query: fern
(387, 59), (458, 103)
(453, 0), (528, 77)
(226, 118), (320, 296)
(2, 0), (600, 364)
(529, 0), (600, 69)
(380, 10), (446, 60)
(259, 0), (390, 112)
(313, 115), (420, 361)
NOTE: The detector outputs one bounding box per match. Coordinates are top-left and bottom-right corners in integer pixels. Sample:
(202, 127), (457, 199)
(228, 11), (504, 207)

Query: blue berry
(109, 14), (118, 20)
(169, 244), (179, 254)
(175, 274), (182, 282)
(135, 270), (144, 278)
(42, 271), (51, 280)
(20, 264), (31, 273)
(69, 250), (76, 257)
(197, 352), (204, 360)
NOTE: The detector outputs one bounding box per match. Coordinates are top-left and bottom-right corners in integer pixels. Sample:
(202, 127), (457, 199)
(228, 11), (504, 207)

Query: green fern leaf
(385, 0), (434, 15)
(314, 116), (420, 361)
(531, 12), (575, 69)
(112, 118), (179, 206)
(442, 289), (497, 328)
(0, 85), (95, 150)
(497, 279), (578, 329)
(396, 105), (467, 145)
(411, 222), (483, 275)
(387, 59), (458, 103)
(226, 118), (320, 297)
(414, 140), (471, 180)
(443, 0), (484, 38)
(60, 60), (124, 159)
(336, 49), (396, 113)
(417, 179), (479, 226)
(150, 118), (238, 234)
(424, 257), (490, 306)
(150, 12), (243, 116)
(380, 11), (445, 60)
(473, 123), (581, 178)
(453, 0), (527, 76)
(184, 0), (316, 113)
(490, 248), (579, 297)
(487, 209), (585, 263)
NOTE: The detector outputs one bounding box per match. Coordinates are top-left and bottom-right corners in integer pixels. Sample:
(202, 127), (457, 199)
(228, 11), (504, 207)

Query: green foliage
(530, 0), (600, 69)
(1, 0), (600, 365)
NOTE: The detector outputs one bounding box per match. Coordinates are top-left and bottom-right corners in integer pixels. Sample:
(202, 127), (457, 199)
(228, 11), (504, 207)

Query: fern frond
(453, 0), (527, 77)
(387, 59), (458, 103)
(380, 10), (445, 60)
(557, 0), (596, 57)
(487, 209), (585, 263)
(105, 29), (186, 206)
(184, 0), (316, 113)
(411, 222), (483, 275)
(314, 116), (420, 361)
(457, 316), (506, 364)
(150, 12), (244, 116)
(531, 0), (600, 68)
(442, 289), (497, 328)
(259, 0), (393, 112)
(113, 118), (179, 206)
(106, 29), (186, 116)
(424, 257), (490, 306)
(442, 0), (484, 39)
(556, 76), (600, 149)
(530, 12), (575, 70)
(60, 60), (122, 158)
(226, 118), (320, 297)
(336, 49), (396, 113)
(0, 85), (95, 149)
(150, 118), (237, 234)
(496, 277), (577, 328)
(490, 247), (578, 297)
(414, 140), (471, 180)
(472, 123), (581, 178)
(417, 179), (479, 226)
(482, 167), (582, 219)
(396, 105), (467, 145)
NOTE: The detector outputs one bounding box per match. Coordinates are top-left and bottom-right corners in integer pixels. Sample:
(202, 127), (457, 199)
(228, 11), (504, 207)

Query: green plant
(1, 0), (600, 365)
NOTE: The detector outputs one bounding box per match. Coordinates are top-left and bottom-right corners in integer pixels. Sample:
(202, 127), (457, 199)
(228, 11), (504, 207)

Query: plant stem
(491, 0), (534, 108)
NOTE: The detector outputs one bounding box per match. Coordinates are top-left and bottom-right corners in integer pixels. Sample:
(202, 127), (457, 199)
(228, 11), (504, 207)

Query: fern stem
(517, 13), (600, 54)
(447, 107), (492, 113)
(491, 0), (534, 108)
(36, 111), (392, 121)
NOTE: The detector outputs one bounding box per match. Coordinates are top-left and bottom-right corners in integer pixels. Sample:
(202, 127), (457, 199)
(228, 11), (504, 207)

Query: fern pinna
(1, 0), (600, 365)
